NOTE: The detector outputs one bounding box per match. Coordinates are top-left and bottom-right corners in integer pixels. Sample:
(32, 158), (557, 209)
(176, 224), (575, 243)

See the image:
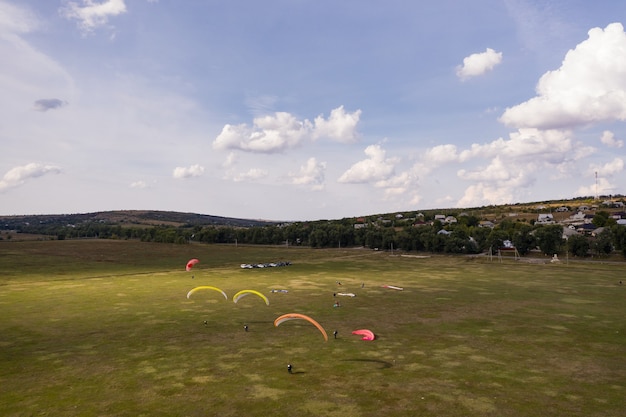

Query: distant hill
(0, 210), (280, 230)
(1, 195), (624, 232)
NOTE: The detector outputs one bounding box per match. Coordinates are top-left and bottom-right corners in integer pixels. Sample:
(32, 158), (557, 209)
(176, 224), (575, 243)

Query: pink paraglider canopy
(186, 258), (199, 271)
(352, 329), (375, 341)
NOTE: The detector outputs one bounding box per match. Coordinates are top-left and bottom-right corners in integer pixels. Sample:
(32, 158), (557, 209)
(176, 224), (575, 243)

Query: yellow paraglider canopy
(232, 290), (269, 306)
(186, 286), (228, 300)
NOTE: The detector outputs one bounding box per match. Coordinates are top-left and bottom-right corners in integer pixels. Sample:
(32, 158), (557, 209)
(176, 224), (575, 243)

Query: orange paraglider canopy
(274, 313), (328, 341)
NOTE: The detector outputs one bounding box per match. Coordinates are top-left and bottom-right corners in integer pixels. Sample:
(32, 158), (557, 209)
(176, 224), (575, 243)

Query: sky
(1, 0), (626, 221)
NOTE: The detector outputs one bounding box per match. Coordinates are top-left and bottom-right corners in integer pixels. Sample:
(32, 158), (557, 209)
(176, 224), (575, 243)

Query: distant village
(2, 197), (626, 258)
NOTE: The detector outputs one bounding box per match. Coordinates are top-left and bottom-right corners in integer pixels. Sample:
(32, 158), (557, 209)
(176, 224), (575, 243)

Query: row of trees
(7, 213), (626, 258)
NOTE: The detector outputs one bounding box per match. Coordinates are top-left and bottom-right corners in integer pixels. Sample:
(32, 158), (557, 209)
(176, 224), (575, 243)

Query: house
(479, 220), (495, 228)
(611, 211), (626, 220)
(562, 226), (578, 240)
(576, 223), (596, 235)
(536, 213), (555, 224)
(555, 206), (569, 212)
(591, 227), (605, 237)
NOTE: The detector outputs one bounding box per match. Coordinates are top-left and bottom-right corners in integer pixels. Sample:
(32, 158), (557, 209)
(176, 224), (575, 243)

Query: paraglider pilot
(287, 364), (293, 374)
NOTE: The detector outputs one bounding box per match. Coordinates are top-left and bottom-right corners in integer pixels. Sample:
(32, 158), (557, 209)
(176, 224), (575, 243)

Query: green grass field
(1, 240), (624, 416)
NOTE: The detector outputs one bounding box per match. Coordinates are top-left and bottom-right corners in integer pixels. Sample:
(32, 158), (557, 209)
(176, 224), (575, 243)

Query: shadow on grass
(342, 359), (394, 369)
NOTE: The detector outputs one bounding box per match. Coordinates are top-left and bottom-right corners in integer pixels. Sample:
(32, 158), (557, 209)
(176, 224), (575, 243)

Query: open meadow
(1, 240), (624, 417)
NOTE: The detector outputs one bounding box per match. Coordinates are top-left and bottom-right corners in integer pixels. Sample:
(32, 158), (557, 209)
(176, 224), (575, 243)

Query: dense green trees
(534, 224), (564, 255)
(7, 212), (626, 258)
(567, 234), (590, 257)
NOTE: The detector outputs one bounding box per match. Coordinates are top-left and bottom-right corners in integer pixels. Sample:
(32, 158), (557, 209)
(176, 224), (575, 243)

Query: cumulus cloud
(222, 152), (237, 168)
(0, 163), (61, 192)
(500, 23), (626, 129)
(33, 98), (67, 112)
(451, 128), (596, 207)
(459, 128), (577, 163)
(456, 48), (503, 80)
(129, 180), (148, 188)
(213, 112), (309, 153)
(576, 177), (616, 198)
(232, 168), (268, 182)
(456, 183), (515, 208)
(212, 106), (361, 153)
(60, 0), (127, 32)
(290, 157), (326, 190)
(337, 144), (397, 184)
(312, 106), (361, 143)
(600, 130), (623, 148)
(588, 157), (624, 178)
(172, 164), (204, 179)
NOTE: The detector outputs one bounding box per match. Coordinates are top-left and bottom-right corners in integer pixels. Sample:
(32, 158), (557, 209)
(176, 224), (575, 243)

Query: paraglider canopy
(352, 329), (375, 341)
(186, 286), (228, 300)
(233, 290), (269, 306)
(186, 258), (199, 271)
(274, 313), (328, 341)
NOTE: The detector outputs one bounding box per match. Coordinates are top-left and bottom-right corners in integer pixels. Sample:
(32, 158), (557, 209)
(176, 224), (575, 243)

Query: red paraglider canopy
(186, 258), (199, 271)
(352, 329), (375, 341)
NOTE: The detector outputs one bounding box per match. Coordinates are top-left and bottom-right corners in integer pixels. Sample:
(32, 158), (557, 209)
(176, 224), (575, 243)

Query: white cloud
(452, 128), (594, 207)
(337, 144), (397, 184)
(424, 144), (459, 164)
(588, 157), (624, 178)
(130, 180), (148, 188)
(232, 168), (268, 182)
(222, 152), (237, 168)
(456, 48), (503, 80)
(312, 106), (361, 143)
(0, 2), (39, 34)
(458, 156), (511, 182)
(290, 157), (326, 190)
(500, 23), (626, 129)
(212, 106), (361, 153)
(213, 112), (311, 153)
(459, 128), (576, 163)
(576, 177), (616, 197)
(0, 5), (75, 102)
(172, 164), (204, 179)
(60, 0), (127, 32)
(600, 130), (623, 148)
(0, 163), (61, 192)
(456, 183), (515, 208)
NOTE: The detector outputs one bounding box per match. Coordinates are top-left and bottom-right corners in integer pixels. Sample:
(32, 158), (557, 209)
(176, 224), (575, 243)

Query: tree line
(4, 211), (626, 258)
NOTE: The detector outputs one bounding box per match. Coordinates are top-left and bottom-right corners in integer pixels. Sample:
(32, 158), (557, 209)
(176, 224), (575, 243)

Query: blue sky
(1, 0), (625, 221)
